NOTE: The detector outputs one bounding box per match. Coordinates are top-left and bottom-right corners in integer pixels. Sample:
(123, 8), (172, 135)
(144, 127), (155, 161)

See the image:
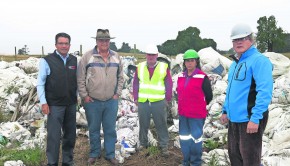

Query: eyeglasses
(232, 37), (249, 43)
(184, 59), (195, 62)
(57, 42), (70, 46)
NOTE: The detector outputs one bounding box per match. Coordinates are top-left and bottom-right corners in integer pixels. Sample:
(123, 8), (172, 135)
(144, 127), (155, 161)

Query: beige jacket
(77, 47), (124, 101)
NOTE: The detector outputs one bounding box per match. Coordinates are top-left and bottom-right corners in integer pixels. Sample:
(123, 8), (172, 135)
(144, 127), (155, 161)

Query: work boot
(161, 148), (169, 158)
(87, 155), (101, 165)
(106, 157), (119, 166)
(87, 157), (96, 165)
(137, 145), (146, 151)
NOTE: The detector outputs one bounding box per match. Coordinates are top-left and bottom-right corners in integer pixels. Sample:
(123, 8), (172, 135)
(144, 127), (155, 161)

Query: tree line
(18, 15), (290, 56)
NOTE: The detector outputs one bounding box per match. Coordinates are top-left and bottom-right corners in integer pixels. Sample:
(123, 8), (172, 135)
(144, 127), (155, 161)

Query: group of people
(37, 23), (273, 166)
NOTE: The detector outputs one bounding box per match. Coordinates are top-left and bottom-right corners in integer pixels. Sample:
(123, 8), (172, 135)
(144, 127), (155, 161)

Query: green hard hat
(183, 49), (199, 59)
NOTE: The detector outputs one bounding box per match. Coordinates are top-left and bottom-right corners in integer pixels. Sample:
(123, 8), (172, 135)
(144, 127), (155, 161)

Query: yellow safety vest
(137, 61), (168, 102)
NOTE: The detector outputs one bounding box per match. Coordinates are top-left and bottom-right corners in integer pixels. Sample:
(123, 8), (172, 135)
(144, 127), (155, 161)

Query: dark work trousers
(228, 114), (268, 166)
(46, 104), (76, 166)
(138, 99), (169, 149)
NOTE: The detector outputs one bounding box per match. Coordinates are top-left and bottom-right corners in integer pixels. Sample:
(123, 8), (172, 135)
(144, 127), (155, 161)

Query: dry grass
(0, 55), (43, 62)
(283, 52), (290, 59)
(70, 135), (182, 166)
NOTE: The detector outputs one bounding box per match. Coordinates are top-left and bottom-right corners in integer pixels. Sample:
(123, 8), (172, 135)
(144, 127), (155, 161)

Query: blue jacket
(222, 46), (273, 124)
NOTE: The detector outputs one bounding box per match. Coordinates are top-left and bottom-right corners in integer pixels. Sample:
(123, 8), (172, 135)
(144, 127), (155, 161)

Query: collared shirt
(37, 51), (69, 104)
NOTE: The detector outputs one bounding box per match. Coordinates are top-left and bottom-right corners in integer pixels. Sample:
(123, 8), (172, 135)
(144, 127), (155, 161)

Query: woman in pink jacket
(177, 49), (213, 166)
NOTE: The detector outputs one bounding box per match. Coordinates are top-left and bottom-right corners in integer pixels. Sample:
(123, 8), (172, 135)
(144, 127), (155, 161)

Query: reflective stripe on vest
(137, 62), (167, 102)
(179, 134), (203, 143)
(192, 74), (205, 79)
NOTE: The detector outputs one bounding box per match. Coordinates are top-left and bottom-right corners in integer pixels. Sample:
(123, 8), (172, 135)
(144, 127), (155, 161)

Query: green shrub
(203, 138), (220, 151)
(147, 146), (160, 156)
(0, 147), (46, 166)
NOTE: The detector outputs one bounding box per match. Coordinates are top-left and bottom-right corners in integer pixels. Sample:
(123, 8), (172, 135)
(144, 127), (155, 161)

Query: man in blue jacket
(220, 23), (273, 166)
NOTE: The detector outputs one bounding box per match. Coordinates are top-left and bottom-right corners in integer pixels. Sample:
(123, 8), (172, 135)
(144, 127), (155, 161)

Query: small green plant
(0, 146), (46, 166)
(208, 153), (220, 166)
(147, 146), (160, 156)
(0, 135), (8, 146)
(0, 111), (12, 123)
(4, 84), (19, 94)
(0, 111), (4, 122)
(203, 138), (220, 151)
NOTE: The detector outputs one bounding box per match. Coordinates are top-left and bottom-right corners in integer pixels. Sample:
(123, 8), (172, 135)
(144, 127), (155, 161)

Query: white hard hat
(145, 44), (158, 54)
(230, 23), (253, 40)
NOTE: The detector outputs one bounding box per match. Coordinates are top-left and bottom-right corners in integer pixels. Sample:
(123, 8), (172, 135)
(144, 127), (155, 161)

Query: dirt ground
(73, 135), (183, 166)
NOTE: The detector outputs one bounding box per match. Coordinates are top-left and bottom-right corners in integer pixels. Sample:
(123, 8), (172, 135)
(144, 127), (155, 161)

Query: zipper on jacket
(235, 64), (243, 79)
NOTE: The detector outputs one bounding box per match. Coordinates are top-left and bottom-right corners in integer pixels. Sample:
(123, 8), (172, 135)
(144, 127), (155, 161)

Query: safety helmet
(230, 23), (253, 40)
(145, 44), (158, 54)
(183, 49), (199, 59)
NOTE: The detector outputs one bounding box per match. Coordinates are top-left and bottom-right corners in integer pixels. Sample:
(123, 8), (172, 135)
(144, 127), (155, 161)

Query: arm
(165, 68), (173, 102)
(221, 70), (230, 124)
(250, 57), (273, 124)
(77, 55), (89, 99)
(37, 59), (49, 104)
(114, 57), (124, 99)
(202, 76), (213, 105)
(36, 58), (50, 114)
(132, 69), (139, 103)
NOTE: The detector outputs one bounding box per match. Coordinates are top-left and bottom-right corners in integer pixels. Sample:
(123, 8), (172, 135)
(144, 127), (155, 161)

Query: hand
(247, 121), (259, 134)
(42, 104), (50, 115)
(220, 114), (229, 124)
(84, 96), (94, 103)
(113, 94), (119, 100)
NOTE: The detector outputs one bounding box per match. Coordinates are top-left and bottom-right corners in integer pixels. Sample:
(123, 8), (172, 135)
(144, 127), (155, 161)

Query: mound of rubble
(1, 48), (290, 166)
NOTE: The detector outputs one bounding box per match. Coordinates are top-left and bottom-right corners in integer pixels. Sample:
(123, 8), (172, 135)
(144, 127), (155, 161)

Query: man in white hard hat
(133, 44), (173, 157)
(220, 23), (273, 166)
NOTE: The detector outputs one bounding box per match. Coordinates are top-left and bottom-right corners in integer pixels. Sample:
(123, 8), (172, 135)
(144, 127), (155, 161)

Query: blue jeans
(84, 98), (118, 159)
(179, 115), (205, 166)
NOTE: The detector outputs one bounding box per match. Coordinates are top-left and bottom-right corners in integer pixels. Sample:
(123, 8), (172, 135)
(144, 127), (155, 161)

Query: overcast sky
(1, 0), (289, 55)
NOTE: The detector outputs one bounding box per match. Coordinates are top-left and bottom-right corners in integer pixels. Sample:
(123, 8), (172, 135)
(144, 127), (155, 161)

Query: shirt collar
(56, 50), (69, 60)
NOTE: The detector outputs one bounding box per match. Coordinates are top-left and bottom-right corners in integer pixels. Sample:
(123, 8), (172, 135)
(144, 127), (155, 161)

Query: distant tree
(256, 15), (287, 52)
(18, 45), (29, 55)
(129, 48), (143, 54)
(158, 26), (217, 55)
(118, 42), (131, 53)
(110, 42), (118, 51)
(273, 33), (290, 53)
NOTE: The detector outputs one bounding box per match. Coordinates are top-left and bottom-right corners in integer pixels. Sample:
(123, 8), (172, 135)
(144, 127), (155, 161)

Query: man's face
(232, 36), (252, 55)
(146, 54), (158, 66)
(97, 39), (110, 52)
(55, 37), (70, 56)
